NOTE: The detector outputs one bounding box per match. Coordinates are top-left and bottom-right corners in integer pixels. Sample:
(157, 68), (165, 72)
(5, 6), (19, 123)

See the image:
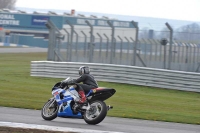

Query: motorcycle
(41, 77), (116, 125)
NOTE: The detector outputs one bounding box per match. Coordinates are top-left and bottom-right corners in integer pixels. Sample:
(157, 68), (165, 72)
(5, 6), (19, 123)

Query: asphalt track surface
(0, 106), (200, 133)
(1, 48), (200, 132)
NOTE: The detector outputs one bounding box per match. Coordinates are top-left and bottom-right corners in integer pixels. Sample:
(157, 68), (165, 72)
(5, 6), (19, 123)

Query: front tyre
(41, 98), (58, 121)
(83, 100), (107, 125)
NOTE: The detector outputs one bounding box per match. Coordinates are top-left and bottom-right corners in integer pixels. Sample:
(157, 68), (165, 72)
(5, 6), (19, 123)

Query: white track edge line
(0, 121), (124, 133)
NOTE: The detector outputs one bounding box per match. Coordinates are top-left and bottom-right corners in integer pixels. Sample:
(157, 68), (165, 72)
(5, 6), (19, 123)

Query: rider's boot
(78, 90), (87, 104)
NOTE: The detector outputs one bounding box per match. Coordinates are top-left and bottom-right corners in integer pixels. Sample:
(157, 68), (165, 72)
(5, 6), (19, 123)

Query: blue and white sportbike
(41, 77), (116, 125)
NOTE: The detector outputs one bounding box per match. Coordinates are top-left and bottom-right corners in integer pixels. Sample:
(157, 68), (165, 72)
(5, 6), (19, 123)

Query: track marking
(0, 121), (124, 133)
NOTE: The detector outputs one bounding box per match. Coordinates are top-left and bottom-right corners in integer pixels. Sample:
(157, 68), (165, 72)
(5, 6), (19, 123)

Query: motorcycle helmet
(79, 66), (90, 76)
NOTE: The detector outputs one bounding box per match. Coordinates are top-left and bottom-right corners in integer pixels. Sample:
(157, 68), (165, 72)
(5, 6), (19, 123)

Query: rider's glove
(60, 80), (68, 87)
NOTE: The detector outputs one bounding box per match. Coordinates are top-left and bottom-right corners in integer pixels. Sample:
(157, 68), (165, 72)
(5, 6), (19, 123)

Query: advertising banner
(31, 16), (50, 26)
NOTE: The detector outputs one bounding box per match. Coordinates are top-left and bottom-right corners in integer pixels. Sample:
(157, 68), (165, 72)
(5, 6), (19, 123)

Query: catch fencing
(1, 19), (200, 73)
(46, 20), (200, 73)
(31, 61), (200, 93)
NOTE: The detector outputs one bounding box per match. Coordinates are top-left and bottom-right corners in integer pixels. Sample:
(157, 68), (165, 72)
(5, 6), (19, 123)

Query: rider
(73, 66), (98, 104)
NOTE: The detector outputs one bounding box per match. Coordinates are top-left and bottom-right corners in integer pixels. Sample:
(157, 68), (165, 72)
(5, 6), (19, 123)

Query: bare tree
(0, 0), (17, 10)
(174, 23), (200, 43)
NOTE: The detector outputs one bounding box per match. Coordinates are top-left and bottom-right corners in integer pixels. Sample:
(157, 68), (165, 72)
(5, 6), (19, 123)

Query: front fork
(48, 97), (56, 107)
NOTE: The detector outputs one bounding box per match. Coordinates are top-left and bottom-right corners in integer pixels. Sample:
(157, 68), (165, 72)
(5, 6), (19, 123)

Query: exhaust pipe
(107, 105), (113, 111)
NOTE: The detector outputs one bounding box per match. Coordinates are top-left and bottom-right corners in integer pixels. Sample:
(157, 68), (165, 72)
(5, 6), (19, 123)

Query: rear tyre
(83, 100), (107, 125)
(41, 98), (58, 121)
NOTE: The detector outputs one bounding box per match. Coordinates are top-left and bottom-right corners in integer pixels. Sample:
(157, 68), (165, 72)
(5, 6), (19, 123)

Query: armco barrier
(31, 61), (200, 92)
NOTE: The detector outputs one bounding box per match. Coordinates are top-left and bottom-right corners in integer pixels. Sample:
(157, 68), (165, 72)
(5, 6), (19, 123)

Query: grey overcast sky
(16, 0), (200, 21)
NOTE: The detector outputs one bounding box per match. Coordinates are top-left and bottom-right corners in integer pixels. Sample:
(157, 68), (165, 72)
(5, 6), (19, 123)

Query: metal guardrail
(31, 61), (200, 92)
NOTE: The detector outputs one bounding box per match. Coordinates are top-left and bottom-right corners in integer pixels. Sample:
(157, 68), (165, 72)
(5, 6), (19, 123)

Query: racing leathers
(74, 74), (98, 103)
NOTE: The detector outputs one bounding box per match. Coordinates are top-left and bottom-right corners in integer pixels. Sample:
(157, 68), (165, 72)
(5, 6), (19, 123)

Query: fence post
(131, 21), (139, 66)
(66, 20), (74, 62)
(63, 29), (70, 61)
(124, 37), (130, 62)
(107, 20), (115, 64)
(118, 36), (123, 64)
(81, 31), (87, 57)
(45, 20), (63, 61)
(97, 33), (102, 58)
(104, 34), (109, 59)
(85, 20), (94, 63)
(74, 30), (79, 61)
(165, 22), (173, 70)
(45, 21), (56, 61)
(130, 37), (134, 65)
(160, 38), (168, 69)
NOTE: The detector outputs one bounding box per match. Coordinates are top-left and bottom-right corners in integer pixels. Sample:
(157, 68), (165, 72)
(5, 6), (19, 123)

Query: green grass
(0, 46), (20, 48)
(0, 52), (200, 125)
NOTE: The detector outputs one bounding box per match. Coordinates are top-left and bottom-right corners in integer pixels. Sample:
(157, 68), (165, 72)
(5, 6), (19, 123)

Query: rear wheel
(41, 98), (58, 121)
(83, 100), (107, 125)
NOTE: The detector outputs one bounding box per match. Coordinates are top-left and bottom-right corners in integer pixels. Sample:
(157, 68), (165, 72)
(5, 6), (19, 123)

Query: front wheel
(41, 98), (58, 121)
(83, 100), (107, 125)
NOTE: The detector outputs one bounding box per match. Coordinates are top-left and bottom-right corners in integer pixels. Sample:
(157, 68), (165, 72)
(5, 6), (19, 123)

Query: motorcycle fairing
(53, 86), (115, 118)
(87, 88), (116, 102)
(57, 101), (82, 118)
(52, 88), (73, 105)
